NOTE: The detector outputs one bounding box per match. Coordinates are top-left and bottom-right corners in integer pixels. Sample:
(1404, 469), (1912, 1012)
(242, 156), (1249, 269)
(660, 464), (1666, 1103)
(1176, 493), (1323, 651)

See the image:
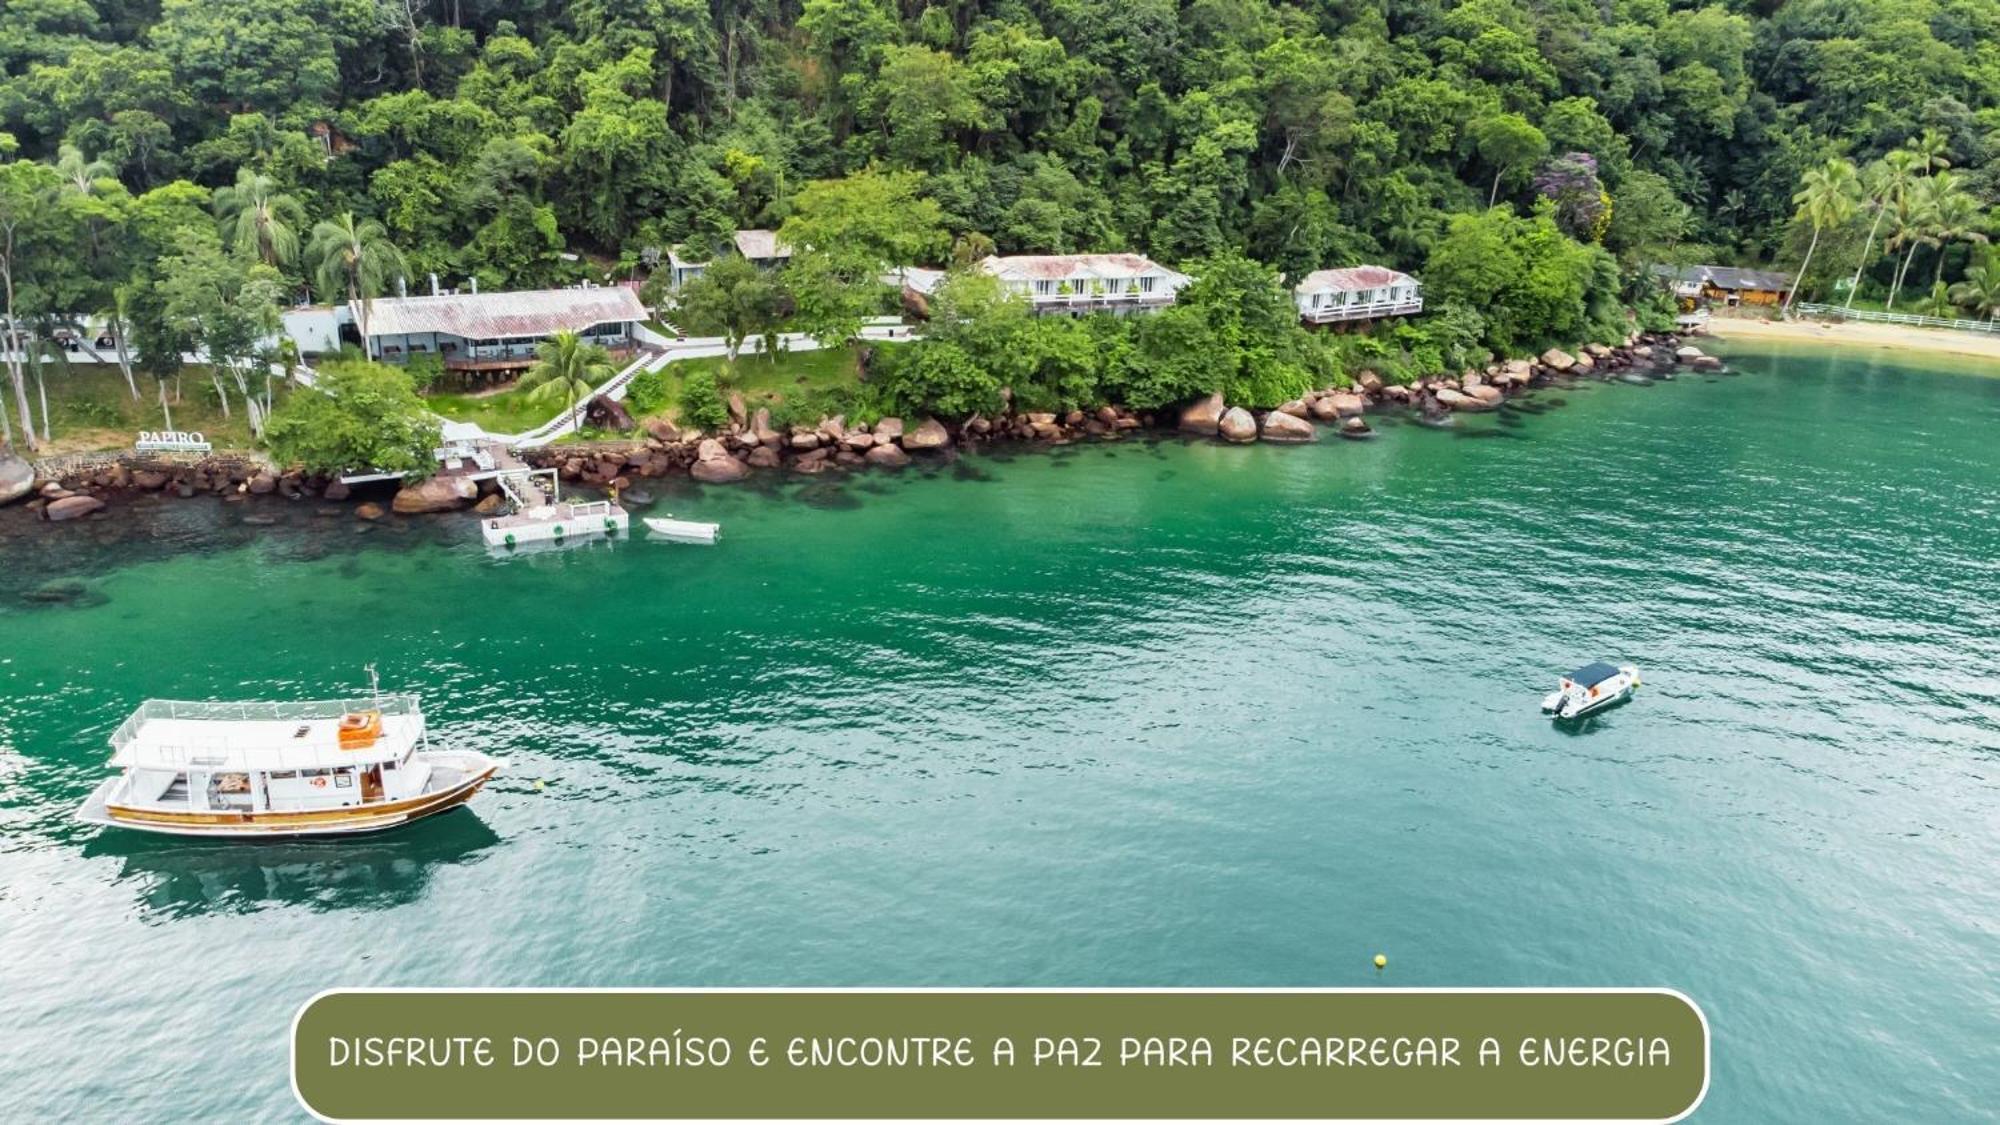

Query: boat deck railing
(110, 695), (422, 755)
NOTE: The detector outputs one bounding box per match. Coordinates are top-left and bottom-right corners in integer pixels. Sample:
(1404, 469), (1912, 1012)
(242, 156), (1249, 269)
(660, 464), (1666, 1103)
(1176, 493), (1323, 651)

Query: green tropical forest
(3, 0), (1998, 459)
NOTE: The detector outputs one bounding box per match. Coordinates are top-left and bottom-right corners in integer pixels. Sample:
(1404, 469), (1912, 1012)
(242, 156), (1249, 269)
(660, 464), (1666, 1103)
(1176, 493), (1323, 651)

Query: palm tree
(1784, 158), (1860, 315)
(306, 213), (408, 341)
(213, 169), (304, 267)
(1912, 127), (1953, 177)
(1844, 148), (1922, 311)
(1882, 197), (1926, 312)
(1924, 185), (1988, 289)
(1948, 260), (2000, 322)
(517, 330), (613, 434)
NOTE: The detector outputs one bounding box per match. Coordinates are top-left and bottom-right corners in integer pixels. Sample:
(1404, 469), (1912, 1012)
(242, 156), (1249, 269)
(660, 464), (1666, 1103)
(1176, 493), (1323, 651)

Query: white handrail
(1795, 303), (2000, 334)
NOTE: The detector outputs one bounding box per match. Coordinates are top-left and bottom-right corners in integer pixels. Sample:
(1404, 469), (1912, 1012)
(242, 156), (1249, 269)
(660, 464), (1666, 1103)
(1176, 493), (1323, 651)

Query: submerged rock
(44, 495), (106, 521)
(866, 442), (911, 468)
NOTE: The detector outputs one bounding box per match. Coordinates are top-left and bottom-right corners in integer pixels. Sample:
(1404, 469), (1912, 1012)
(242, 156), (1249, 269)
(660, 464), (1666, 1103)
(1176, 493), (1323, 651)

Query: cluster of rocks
(0, 453), (333, 523)
(1174, 332), (1710, 441)
(528, 406), (969, 487)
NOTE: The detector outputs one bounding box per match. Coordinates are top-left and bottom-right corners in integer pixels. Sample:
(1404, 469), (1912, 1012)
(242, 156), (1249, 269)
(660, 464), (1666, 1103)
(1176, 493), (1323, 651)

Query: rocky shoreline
(0, 331), (1715, 527)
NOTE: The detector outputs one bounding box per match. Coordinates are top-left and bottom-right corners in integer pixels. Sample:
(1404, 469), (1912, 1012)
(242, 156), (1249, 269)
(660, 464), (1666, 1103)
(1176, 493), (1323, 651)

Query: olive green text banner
(293, 989), (1707, 1121)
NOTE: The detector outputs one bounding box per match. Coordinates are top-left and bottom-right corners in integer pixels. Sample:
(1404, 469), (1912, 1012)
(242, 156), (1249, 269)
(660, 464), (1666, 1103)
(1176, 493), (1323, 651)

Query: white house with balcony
(1294, 266), (1423, 325)
(979, 254), (1191, 316)
(356, 285), (648, 375)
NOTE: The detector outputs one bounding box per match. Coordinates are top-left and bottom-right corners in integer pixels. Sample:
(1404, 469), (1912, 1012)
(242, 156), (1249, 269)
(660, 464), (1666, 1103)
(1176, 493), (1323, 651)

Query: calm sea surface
(1, 342), (1995, 1120)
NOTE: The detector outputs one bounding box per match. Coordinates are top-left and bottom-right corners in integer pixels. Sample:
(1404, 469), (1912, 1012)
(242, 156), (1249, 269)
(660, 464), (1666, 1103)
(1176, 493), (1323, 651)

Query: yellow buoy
(1374, 954), (1388, 970)
(533, 779), (546, 792)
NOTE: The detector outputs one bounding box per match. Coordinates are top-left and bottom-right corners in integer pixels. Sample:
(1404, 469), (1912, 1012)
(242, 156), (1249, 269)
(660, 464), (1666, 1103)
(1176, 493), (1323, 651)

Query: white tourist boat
(75, 675), (502, 838)
(482, 468), (628, 548)
(1541, 662), (1641, 720)
(643, 515), (721, 544)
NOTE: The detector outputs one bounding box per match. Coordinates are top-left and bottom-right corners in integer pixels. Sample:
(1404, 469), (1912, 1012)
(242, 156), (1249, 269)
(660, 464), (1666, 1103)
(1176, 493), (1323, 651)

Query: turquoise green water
(2, 343), (1996, 1120)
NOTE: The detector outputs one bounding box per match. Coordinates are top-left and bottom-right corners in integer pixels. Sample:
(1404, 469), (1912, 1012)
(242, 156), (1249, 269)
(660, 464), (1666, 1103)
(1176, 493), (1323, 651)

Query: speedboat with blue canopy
(1541, 662), (1641, 719)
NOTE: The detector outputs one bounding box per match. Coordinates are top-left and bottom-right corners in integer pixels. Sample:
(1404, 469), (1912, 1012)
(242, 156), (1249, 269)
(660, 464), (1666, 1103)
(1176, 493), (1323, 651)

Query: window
(1137, 276), (1155, 293)
(270, 770), (297, 779)
(334, 772), (354, 789)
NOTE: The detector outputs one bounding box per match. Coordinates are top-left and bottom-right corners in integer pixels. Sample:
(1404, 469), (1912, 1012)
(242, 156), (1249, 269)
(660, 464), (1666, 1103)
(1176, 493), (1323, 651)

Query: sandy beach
(1704, 314), (2000, 363)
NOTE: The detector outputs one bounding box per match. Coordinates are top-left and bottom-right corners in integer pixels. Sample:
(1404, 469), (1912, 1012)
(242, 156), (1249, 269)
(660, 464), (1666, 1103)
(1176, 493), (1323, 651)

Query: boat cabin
(104, 696), (435, 817)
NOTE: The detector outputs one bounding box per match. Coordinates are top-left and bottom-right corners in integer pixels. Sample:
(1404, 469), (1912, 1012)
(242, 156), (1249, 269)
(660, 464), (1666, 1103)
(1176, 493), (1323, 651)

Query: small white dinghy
(1541, 662), (1641, 720)
(644, 515), (721, 545)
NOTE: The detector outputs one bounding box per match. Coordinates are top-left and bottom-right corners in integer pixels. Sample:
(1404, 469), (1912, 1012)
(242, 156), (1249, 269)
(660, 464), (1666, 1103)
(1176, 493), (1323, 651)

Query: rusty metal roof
(1294, 266), (1417, 293)
(979, 254), (1188, 285)
(357, 287), (648, 340)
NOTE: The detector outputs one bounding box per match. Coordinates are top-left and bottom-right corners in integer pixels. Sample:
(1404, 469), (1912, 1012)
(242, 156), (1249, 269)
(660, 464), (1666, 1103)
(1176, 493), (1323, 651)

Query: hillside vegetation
(3, 0), (1997, 451)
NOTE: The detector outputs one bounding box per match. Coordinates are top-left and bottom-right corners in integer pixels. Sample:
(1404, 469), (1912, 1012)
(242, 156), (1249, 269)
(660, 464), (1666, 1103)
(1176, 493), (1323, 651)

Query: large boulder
(1260, 409), (1318, 443)
(1218, 407), (1258, 443)
(586, 394), (635, 432)
(750, 408), (781, 447)
(903, 416), (952, 451)
(1355, 369), (1384, 393)
(1467, 384), (1504, 406)
(321, 479), (351, 501)
(1276, 399), (1311, 419)
(1675, 345), (1706, 362)
(690, 451), (749, 483)
(1309, 396), (1341, 422)
(43, 494), (105, 521)
(1330, 393), (1367, 418)
(865, 442), (911, 468)
(872, 416), (905, 441)
(644, 417), (681, 444)
(1178, 392), (1226, 435)
(391, 475), (477, 514)
(726, 391), (748, 428)
(1434, 388), (1491, 412)
(1540, 347), (1577, 371)
(0, 452), (32, 506)
(746, 445), (781, 469)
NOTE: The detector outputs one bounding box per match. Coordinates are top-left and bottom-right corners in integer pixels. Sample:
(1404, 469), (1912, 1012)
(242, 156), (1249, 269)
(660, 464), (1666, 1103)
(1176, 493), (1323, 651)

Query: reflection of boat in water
(82, 814), (502, 920)
(76, 670), (503, 838)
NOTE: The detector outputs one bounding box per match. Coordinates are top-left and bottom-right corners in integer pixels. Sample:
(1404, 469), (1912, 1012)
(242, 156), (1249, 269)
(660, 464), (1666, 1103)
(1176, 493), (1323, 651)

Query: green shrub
(678, 368), (730, 430)
(623, 367), (669, 415)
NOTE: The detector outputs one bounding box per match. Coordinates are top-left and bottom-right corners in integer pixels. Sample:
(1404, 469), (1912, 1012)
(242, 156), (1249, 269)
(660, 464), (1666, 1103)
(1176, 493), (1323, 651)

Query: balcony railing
(1299, 298), (1423, 324)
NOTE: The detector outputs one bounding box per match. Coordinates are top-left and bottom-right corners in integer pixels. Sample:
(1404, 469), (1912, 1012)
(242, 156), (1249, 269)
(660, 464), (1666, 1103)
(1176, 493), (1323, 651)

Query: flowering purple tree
(1535, 153), (1610, 242)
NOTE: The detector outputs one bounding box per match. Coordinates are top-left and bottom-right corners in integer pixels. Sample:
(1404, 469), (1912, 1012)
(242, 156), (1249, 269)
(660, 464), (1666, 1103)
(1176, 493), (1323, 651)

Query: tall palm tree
(1784, 158), (1860, 315)
(1883, 174), (1951, 312)
(1844, 148), (1922, 312)
(213, 168), (304, 267)
(517, 330), (613, 434)
(306, 213), (408, 341)
(1924, 185), (1988, 289)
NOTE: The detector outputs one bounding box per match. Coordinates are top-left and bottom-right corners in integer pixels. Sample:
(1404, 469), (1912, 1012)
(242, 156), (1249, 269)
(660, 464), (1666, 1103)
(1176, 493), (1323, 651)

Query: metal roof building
(355, 286), (648, 372)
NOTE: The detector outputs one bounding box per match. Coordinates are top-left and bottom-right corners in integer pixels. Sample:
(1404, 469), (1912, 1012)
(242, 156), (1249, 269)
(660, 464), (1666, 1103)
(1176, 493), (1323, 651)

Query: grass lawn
(20, 361), (272, 454)
(631, 344), (882, 425)
(422, 385), (564, 435)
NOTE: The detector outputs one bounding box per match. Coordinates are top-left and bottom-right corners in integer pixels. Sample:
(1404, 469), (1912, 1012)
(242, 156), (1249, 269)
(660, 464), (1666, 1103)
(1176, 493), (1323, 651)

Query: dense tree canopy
(2, 0), (1997, 443)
